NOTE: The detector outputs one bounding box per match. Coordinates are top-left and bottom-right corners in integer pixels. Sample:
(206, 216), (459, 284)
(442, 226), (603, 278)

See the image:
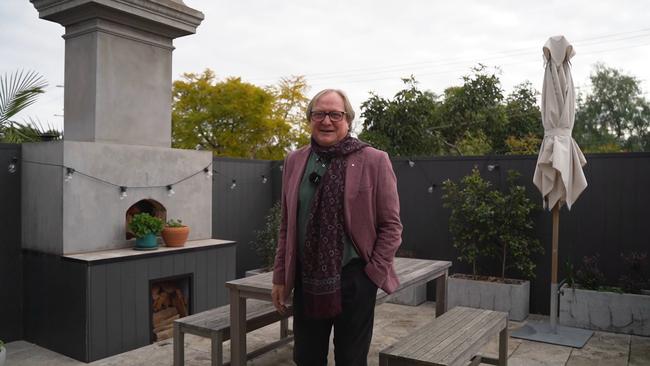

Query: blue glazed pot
(135, 233), (158, 250)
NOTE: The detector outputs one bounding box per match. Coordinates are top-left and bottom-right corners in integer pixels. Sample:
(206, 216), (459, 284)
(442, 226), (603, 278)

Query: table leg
(498, 325), (508, 366)
(229, 288), (247, 366)
(211, 331), (223, 366)
(173, 323), (184, 366)
(435, 270), (448, 316)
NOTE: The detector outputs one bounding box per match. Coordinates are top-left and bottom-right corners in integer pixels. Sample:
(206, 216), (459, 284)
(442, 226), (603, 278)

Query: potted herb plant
(128, 212), (163, 250)
(0, 339), (5, 366)
(442, 167), (543, 320)
(161, 219), (190, 247)
(560, 253), (650, 336)
(247, 201), (281, 276)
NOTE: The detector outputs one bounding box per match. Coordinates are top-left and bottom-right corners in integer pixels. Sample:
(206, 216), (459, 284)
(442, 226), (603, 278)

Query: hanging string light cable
(18, 158), (214, 197)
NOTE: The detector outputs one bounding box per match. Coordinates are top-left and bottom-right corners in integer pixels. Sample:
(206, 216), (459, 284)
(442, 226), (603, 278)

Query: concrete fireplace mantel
(30, 0), (204, 38)
(63, 239), (235, 263)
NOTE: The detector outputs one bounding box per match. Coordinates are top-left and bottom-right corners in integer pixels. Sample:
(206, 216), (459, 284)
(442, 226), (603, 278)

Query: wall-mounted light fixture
(7, 157), (18, 174)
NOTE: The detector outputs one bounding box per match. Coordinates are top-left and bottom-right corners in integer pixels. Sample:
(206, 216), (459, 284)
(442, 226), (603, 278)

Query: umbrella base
(511, 320), (593, 348)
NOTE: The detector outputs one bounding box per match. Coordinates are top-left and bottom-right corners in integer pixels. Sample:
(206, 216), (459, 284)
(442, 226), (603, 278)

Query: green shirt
(297, 152), (358, 266)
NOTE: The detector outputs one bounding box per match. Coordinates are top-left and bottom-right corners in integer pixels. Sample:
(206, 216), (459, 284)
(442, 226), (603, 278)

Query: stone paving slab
(506, 340), (573, 366)
(5, 302), (650, 366)
(565, 331), (630, 366)
(629, 335), (650, 366)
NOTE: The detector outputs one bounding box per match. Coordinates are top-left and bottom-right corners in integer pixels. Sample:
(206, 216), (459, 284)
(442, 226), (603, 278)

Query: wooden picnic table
(225, 257), (452, 366)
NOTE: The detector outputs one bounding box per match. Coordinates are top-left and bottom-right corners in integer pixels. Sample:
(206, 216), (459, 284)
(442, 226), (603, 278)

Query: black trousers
(292, 259), (378, 366)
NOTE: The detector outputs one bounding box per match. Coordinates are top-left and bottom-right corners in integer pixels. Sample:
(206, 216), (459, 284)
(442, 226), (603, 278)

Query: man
(272, 89), (403, 365)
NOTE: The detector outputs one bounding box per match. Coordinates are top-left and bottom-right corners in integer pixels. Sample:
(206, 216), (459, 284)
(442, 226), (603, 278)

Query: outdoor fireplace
(22, 0), (237, 363)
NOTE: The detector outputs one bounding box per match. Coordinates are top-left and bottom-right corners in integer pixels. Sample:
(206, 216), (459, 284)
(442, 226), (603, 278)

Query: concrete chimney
(30, 0), (204, 147)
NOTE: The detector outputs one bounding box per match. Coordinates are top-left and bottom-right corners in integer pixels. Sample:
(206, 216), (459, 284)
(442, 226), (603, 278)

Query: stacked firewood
(151, 281), (188, 341)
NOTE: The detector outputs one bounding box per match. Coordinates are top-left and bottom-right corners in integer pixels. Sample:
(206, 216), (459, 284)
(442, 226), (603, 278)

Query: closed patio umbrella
(513, 35), (592, 347)
(533, 35), (587, 211)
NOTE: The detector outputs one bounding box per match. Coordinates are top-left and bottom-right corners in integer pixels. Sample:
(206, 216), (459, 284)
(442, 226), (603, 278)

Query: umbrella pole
(550, 202), (560, 333)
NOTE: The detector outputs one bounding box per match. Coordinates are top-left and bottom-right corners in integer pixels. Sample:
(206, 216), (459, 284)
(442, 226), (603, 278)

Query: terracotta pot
(162, 226), (190, 247)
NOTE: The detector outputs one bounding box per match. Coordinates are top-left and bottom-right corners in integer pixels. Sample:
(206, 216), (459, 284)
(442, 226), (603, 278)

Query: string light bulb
(230, 179), (237, 190)
(204, 166), (213, 179)
(119, 186), (128, 200)
(65, 167), (75, 182)
(8, 157), (18, 174)
(167, 185), (175, 197)
(408, 160), (416, 168)
(261, 175), (268, 184)
(427, 185), (434, 194)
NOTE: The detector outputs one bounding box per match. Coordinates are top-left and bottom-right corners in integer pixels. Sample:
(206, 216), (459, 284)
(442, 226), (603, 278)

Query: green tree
(172, 69), (302, 159)
(436, 65), (515, 154)
(575, 64), (650, 152)
(266, 75), (311, 149)
(359, 76), (442, 157)
(503, 82), (543, 154)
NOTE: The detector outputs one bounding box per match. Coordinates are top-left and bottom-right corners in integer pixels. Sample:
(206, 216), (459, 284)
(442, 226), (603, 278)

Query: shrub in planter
(250, 201), (281, 272)
(442, 167), (543, 320)
(560, 253), (650, 335)
(619, 252), (649, 294)
(128, 213), (163, 250)
(162, 219), (190, 247)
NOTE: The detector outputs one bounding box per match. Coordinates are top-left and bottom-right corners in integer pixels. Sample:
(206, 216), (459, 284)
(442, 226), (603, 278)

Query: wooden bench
(379, 306), (508, 366)
(173, 299), (292, 366)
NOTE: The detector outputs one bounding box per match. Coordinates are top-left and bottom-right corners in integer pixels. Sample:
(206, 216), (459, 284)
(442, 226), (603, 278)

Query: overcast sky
(2, 0), (649, 133)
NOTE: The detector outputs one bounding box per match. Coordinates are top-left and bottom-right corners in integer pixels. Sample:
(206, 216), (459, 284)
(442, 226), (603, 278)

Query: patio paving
(7, 302), (650, 366)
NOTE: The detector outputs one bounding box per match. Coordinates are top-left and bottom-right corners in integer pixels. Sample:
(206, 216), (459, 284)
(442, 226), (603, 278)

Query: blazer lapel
(345, 150), (365, 202)
(286, 147), (311, 220)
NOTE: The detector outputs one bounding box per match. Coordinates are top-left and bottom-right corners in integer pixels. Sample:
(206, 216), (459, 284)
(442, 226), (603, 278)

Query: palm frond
(0, 118), (62, 143)
(0, 70), (48, 125)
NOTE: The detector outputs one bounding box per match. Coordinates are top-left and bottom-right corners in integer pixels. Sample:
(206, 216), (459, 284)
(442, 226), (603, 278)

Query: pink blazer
(272, 145), (403, 300)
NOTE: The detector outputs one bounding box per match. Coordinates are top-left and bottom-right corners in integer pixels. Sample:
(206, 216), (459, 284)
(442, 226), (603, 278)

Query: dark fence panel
(212, 153), (649, 315)
(212, 157), (280, 277)
(0, 143), (22, 342)
(393, 153), (650, 315)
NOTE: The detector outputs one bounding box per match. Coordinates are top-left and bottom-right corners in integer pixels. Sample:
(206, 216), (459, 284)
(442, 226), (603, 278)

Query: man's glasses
(310, 111), (346, 123)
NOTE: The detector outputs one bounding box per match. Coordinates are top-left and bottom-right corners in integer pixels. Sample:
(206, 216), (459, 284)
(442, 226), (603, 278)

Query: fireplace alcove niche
(126, 199), (167, 240)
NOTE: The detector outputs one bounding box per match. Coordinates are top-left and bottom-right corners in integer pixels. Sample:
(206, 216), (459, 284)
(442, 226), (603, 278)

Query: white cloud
(2, 0), (649, 133)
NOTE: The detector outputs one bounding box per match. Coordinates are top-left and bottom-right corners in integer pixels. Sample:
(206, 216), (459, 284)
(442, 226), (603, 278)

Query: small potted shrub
(162, 219), (190, 247)
(442, 167), (543, 320)
(0, 339), (5, 366)
(128, 213), (163, 250)
(247, 202), (281, 276)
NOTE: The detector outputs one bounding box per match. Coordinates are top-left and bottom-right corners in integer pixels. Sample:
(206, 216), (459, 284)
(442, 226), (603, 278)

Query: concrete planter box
(388, 284), (427, 306)
(448, 274), (529, 321)
(559, 285), (650, 336)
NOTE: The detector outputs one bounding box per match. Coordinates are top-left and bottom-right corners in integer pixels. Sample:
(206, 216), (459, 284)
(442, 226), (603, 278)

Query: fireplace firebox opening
(149, 274), (192, 342)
